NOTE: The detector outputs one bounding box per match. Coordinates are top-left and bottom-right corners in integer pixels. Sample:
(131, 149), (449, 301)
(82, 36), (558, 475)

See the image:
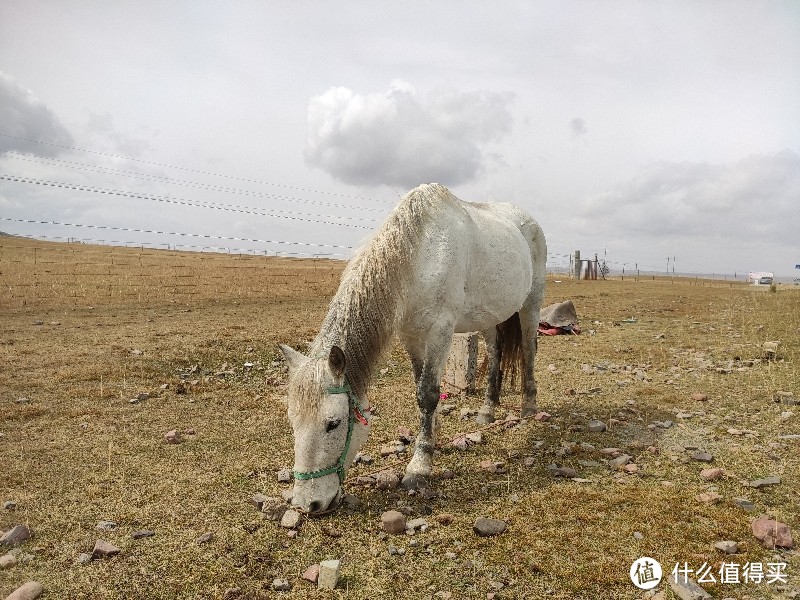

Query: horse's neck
(311, 281), (398, 398)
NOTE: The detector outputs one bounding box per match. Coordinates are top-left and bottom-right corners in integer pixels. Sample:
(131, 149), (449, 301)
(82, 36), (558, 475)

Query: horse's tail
(497, 311), (524, 391)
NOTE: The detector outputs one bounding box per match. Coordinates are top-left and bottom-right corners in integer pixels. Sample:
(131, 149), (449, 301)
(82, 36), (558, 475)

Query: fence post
(442, 333), (478, 395)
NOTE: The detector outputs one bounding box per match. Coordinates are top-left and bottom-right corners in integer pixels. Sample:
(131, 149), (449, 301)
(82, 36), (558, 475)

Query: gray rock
(317, 559), (341, 590)
(733, 497), (756, 512)
(3, 501), (17, 511)
(96, 520), (117, 530)
(587, 420), (607, 432)
(280, 509), (302, 529)
(260, 497), (288, 521)
(91, 539), (120, 559)
(668, 572), (712, 599)
(342, 494), (361, 509)
(131, 530), (155, 540)
(690, 451), (714, 463)
(752, 516), (794, 549)
(0, 524), (32, 546)
(0, 553), (17, 569)
(608, 454), (632, 469)
(3, 581), (43, 600)
(76, 553), (91, 565)
(473, 517), (507, 537)
(272, 578), (291, 592)
(276, 469), (292, 483)
(374, 470), (400, 490)
(196, 532), (214, 545)
(406, 518), (429, 533)
(749, 476), (781, 488)
(547, 464), (577, 478)
(714, 540), (739, 554)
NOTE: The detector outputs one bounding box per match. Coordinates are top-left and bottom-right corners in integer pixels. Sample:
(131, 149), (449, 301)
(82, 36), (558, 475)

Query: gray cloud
(304, 81), (514, 188)
(0, 71), (74, 157)
(578, 150), (800, 246)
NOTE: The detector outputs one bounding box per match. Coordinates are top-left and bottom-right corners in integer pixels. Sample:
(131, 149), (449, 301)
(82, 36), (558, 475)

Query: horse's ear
(279, 344), (308, 373)
(328, 345), (346, 379)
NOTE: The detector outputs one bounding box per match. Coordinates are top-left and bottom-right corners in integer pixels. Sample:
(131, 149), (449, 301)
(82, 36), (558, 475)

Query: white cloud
(0, 71), (74, 156)
(304, 81), (514, 188)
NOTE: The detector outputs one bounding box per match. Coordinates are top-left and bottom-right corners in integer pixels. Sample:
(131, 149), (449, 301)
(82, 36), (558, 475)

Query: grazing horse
(279, 183), (546, 514)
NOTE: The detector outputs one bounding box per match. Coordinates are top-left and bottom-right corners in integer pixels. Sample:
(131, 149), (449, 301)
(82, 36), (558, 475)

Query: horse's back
(398, 184), (545, 335)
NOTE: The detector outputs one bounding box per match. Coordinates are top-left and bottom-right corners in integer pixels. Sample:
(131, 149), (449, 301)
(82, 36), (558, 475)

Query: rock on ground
(91, 539), (121, 559)
(473, 517), (507, 537)
(668, 572), (711, 600)
(317, 559), (341, 590)
(0, 553), (17, 569)
(302, 564), (320, 584)
(380, 510), (406, 535)
(749, 476), (781, 488)
(751, 517), (794, 549)
(280, 509), (302, 529)
(0, 525), (32, 547)
(272, 578), (291, 591)
(3, 581), (43, 600)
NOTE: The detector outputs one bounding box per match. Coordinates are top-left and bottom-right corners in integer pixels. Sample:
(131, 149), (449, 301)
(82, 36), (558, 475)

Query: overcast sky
(1, 1), (798, 277)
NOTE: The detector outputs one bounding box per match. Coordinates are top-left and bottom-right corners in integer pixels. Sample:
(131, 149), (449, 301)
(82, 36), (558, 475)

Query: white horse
(279, 183), (547, 514)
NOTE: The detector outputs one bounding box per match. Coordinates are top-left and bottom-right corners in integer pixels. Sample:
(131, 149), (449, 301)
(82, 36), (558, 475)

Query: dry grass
(1, 237), (798, 599)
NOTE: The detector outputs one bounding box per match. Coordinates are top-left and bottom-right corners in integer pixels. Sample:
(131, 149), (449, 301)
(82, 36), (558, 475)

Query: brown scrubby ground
(1, 237), (798, 599)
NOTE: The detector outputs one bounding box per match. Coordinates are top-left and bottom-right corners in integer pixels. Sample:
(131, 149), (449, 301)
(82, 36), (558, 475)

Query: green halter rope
(292, 381), (367, 483)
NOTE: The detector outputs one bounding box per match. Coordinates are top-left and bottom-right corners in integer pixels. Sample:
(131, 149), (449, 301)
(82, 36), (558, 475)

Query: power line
(0, 173), (376, 230)
(0, 132), (394, 204)
(4, 152), (388, 214)
(1, 217), (354, 252)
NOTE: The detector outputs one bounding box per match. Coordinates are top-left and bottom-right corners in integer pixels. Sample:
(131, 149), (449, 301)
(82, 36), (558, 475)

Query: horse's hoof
(476, 409), (495, 425)
(401, 472), (428, 490)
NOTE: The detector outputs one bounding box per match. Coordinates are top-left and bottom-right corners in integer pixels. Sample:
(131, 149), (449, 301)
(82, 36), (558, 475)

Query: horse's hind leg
(402, 330), (453, 489)
(476, 327), (501, 425)
(519, 294), (542, 418)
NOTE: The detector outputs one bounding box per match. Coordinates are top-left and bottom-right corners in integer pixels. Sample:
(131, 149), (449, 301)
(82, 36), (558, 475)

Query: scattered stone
(0, 553), (17, 569)
(653, 420), (674, 429)
(696, 491), (722, 504)
(774, 391), (799, 405)
(727, 427), (743, 435)
(76, 553), (91, 565)
(587, 420), (607, 432)
(256, 496), (287, 521)
(714, 540), (739, 554)
(691, 392), (708, 402)
(318, 558), (341, 590)
(380, 443), (404, 457)
(91, 539), (120, 559)
(164, 429), (182, 444)
(675, 411), (693, 419)
(406, 518), (429, 533)
(342, 494), (361, 509)
(465, 431), (483, 445)
(479, 460), (505, 474)
(547, 464), (577, 478)
(374, 470), (401, 490)
(387, 545), (405, 555)
(451, 436), (469, 451)
(733, 497), (757, 512)
(2, 581), (43, 600)
(600, 448), (622, 457)
(272, 578), (291, 592)
(608, 454), (632, 469)
(668, 572), (711, 600)
(750, 476), (781, 488)
(195, 532), (214, 545)
(96, 520), (117, 530)
(381, 510), (406, 534)
(280, 489), (294, 504)
(533, 411), (551, 422)
(280, 509), (302, 529)
(3, 501), (17, 511)
(0, 524), (32, 546)
(131, 530), (155, 540)
(473, 517), (507, 537)
(699, 468), (725, 481)
(623, 463), (639, 474)
(633, 531), (644, 540)
(690, 451), (714, 463)
(439, 404), (456, 415)
(276, 469), (292, 483)
(302, 564), (320, 584)
(752, 517), (794, 549)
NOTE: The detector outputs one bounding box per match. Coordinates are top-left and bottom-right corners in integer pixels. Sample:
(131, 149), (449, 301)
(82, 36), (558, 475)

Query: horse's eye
(325, 418), (341, 433)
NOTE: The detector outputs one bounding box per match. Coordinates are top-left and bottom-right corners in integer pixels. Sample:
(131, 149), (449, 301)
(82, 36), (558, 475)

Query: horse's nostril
(308, 500), (323, 514)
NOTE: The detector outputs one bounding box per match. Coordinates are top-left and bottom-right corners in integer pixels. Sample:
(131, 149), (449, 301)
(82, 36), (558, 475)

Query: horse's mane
(292, 184), (449, 412)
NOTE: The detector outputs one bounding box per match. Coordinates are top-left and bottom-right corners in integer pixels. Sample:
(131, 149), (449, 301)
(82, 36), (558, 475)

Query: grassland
(1, 237), (798, 599)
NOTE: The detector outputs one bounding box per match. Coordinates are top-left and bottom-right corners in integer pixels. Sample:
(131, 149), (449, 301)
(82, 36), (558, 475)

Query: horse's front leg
(402, 335), (452, 489)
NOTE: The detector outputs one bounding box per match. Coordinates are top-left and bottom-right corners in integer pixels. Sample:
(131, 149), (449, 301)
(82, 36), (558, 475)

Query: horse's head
(278, 344), (371, 515)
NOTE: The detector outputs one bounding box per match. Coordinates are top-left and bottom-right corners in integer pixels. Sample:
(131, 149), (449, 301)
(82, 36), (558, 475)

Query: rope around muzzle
(292, 381), (369, 484)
